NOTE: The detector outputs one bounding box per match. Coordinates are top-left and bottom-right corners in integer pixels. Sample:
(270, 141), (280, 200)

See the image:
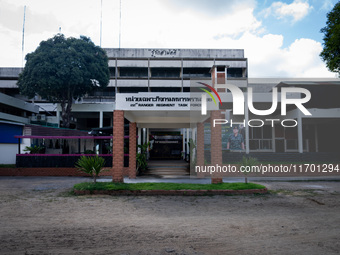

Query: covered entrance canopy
(124, 109), (208, 160)
(111, 92), (215, 182)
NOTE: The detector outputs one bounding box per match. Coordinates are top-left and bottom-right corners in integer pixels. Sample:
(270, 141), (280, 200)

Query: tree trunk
(60, 99), (73, 128)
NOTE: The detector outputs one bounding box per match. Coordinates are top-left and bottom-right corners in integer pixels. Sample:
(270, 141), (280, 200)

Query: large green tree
(17, 34), (110, 128)
(320, 1), (340, 75)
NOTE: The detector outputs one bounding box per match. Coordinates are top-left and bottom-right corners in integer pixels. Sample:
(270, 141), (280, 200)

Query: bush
(23, 145), (44, 154)
(75, 156), (106, 183)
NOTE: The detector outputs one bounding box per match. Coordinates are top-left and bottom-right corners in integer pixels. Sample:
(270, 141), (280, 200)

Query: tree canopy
(17, 34), (110, 128)
(320, 1), (340, 75)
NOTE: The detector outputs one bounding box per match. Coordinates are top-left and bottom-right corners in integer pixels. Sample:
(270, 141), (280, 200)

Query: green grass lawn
(74, 182), (266, 192)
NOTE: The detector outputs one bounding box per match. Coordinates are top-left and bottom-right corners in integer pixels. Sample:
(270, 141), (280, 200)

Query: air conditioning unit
(36, 114), (46, 121)
(30, 116), (37, 121)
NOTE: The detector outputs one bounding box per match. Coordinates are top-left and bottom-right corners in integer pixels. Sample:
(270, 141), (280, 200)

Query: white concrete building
(0, 48), (340, 166)
(0, 91), (39, 164)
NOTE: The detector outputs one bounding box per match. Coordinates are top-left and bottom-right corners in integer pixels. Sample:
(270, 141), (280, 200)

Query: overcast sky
(0, 0), (338, 77)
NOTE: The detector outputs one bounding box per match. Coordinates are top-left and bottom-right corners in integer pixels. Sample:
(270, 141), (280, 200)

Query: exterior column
(182, 128), (186, 160)
(137, 127), (141, 153)
(112, 110), (124, 182)
(56, 104), (60, 128)
(129, 122), (137, 179)
(143, 128), (147, 144)
(99, 111), (103, 128)
(297, 114), (303, 153)
(244, 90), (250, 154)
(210, 110), (223, 183)
(146, 128), (150, 159)
(196, 122), (205, 178)
(192, 127), (197, 161)
(186, 128), (190, 160)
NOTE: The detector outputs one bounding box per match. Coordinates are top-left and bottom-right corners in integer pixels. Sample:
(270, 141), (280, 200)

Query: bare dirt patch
(0, 177), (339, 255)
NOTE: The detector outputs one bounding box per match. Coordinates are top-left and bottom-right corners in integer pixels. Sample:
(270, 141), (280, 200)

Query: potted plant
(136, 142), (150, 175)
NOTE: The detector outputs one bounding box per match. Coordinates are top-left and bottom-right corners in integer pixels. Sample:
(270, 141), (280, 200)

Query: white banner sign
(116, 93), (206, 111)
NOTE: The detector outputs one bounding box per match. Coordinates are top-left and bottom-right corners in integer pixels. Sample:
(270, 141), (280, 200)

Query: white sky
(0, 0), (338, 78)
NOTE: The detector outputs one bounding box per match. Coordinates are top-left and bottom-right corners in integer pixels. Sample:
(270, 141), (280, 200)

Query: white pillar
(245, 90), (250, 154)
(146, 128), (149, 144)
(146, 128), (150, 159)
(192, 127), (197, 161)
(137, 127), (141, 153)
(186, 128), (190, 159)
(182, 128), (185, 160)
(99, 111), (103, 128)
(272, 125), (276, 152)
(297, 115), (303, 153)
(56, 104), (60, 128)
(143, 128), (146, 144)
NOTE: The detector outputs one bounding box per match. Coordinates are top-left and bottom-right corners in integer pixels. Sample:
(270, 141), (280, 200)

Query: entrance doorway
(149, 131), (183, 160)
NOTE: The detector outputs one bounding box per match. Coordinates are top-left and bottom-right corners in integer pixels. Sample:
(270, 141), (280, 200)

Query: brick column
(210, 110), (223, 184)
(129, 122), (137, 179)
(196, 122), (205, 178)
(112, 110), (124, 182)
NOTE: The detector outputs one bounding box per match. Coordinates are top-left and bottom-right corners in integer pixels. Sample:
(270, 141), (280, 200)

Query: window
(119, 87), (148, 93)
(227, 68), (243, 78)
(285, 139), (309, 151)
(150, 87), (181, 92)
(183, 68), (210, 78)
(119, 67), (148, 78)
(216, 66), (225, 72)
(249, 126), (273, 151)
(109, 67), (115, 78)
(87, 87), (115, 97)
(151, 68), (180, 78)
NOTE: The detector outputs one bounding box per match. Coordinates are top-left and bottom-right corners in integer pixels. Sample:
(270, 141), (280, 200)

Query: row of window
(86, 87), (195, 95)
(249, 139), (308, 151)
(109, 67), (245, 78)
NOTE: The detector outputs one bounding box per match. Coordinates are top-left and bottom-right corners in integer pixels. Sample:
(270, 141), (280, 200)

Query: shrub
(23, 145), (44, 154)
(136, 142), (149, 174)
(75, 156), (106, 183)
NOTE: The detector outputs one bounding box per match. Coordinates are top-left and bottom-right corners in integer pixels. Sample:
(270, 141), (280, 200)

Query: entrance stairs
(141, 160), (190, 178)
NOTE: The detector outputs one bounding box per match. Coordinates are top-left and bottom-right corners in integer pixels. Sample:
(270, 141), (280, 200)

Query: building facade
(0, 48), (339, 176)
(0, 90), (39, 164)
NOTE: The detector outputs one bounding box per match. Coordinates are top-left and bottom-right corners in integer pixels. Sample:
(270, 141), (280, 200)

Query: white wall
(0, 144), (18, 164)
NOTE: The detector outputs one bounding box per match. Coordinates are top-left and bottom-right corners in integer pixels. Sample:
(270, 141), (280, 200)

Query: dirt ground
(0, 177), (339, 255)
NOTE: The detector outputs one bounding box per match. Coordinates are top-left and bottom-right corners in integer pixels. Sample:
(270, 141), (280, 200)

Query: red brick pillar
(112, 110), (124, 182)
(129, 122), (137, 179)
(210, 110), (223, 184)
(196, 122), (205, 178)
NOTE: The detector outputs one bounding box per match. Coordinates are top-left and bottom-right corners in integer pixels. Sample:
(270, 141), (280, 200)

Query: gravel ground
(0, 176), (339, 255)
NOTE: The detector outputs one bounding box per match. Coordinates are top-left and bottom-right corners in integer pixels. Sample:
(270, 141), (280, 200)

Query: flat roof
(104, 48), (245, 59)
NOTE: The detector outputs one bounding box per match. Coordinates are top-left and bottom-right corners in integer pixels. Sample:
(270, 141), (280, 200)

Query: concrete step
(142, 160), (190, 178)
